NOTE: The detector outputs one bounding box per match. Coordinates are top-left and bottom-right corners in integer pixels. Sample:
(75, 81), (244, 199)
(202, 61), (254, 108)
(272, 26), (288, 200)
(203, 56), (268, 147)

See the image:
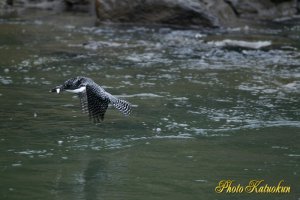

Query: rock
(95, 0), (298, 27)
(6, 0), (63, 8)
(0, 0), (92, 14)
(1, 0), (298, 27)
(64, 0), (92, 12)
(95, 0), (238, 27)
(226, 0), (297, 20)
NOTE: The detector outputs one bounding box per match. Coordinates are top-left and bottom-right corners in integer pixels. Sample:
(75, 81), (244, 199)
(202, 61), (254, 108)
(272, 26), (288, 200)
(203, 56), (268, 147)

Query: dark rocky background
(0, 0), (299, 27)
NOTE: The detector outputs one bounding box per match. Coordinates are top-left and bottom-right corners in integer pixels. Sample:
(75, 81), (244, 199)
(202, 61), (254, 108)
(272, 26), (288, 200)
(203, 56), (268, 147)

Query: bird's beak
(50, 85), (63, 94)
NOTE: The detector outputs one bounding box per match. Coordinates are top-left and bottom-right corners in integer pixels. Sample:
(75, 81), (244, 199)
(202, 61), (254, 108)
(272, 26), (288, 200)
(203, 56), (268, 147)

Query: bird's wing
(78, 91), (88, 113)
(81, 85), (109, 122)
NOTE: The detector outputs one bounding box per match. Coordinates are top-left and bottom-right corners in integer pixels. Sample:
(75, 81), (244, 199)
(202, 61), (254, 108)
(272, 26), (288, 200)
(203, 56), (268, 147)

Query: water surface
(0, 11), (299, 200)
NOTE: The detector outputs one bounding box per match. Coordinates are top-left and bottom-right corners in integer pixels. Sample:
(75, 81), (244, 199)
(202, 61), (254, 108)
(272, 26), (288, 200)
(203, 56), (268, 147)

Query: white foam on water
(194, 179), (208, 183)
(130, 133), (193, 141)
(18, 150), (46, 155)
(152, 134), (193, 139)
(118, 93), (163, 98)
(0, 76), (13, 85)
(173, 97), (189, 101)
(11, 163), (22, 167)
(208, 39), (272, 49)
(271, 146), (288, 149)
(287, 154), (300, 157)
(282, 81), (300, 92)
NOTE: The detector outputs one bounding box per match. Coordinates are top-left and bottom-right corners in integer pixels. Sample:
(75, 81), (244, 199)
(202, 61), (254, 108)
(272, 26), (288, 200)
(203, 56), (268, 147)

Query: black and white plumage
(50, 76), (131, 122)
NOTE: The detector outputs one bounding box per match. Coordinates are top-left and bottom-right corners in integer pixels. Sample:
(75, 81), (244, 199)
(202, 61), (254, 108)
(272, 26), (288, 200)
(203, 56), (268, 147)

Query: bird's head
(50, 77), (87, 94)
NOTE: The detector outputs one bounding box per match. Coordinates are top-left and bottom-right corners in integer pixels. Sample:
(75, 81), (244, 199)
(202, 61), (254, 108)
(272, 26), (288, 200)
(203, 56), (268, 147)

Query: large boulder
(3, 0), (63, 9)
(95, 0), (298, 27)
(226, 0), (297, 20)
(1, 0), (298, 27)
(0, 0), (91, 13)
(95, 0), (238, 27)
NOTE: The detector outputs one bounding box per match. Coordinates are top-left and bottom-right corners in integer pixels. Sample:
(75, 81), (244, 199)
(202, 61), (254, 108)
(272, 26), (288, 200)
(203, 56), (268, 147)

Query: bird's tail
(112, 98), (132, 116)
(106, 92), (132, 116)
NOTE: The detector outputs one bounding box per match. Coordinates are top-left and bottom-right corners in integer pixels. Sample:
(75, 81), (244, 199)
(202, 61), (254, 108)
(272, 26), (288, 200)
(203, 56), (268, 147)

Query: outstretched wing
(78, 92), (88, 113)
(78, 85), (110, 123)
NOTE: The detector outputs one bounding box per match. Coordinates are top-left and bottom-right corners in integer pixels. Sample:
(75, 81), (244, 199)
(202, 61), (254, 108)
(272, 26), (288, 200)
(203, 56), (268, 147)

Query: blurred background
(1, 0), (300, 27)
(0, 1), (300, 200)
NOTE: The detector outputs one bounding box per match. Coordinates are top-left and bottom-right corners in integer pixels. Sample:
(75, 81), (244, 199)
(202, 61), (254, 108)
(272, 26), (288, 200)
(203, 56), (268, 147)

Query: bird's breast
(66, 86), (86, 93)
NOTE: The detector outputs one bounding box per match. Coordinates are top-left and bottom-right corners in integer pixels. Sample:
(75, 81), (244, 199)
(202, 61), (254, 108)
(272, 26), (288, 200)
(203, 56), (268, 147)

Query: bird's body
(51, 76), (131, 122)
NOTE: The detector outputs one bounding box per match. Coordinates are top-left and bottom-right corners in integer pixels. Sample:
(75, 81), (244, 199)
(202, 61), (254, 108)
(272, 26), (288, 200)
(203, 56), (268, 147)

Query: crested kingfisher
(51, 76), (131, 122)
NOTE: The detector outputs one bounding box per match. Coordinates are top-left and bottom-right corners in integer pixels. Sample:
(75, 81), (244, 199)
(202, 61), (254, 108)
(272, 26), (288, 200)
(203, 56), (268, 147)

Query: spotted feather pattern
(84, 85), (109, 122)
(112, 99), (131, 116)
(78, 92), (88, 113)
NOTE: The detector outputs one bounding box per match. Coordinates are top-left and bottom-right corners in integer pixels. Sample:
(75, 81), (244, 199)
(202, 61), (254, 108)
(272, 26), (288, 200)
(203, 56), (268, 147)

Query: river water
(0, 11), (299, 200)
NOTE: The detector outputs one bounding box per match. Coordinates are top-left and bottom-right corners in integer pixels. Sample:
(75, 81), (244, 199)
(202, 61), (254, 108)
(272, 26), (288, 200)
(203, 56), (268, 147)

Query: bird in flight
(50, 76), (131, 122)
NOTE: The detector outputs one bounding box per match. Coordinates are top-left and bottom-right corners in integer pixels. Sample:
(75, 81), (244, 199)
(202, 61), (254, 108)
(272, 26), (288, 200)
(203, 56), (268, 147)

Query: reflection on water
(0, 12), (300, 200)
